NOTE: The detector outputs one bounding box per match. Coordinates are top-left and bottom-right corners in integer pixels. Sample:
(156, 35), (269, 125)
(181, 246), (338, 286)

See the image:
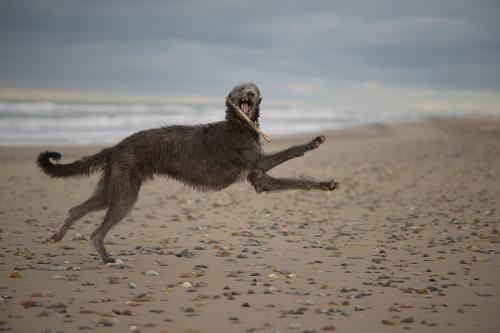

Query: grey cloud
(1, 0), (499, 99)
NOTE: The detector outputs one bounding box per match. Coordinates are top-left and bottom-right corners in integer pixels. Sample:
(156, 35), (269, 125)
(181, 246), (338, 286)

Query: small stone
(288, 322), (302, 329)
(108, 276), (120, 284)
(382, 319), (398, 326)
(78, 325), (95, 330)
(123, 309), (133, 316)
(322, 325), (336, 331)
(180, 271), (198, 278)
(22, 300), (44, 308)
(9, 272), (22, 278)
(181, 282), (193, 288)
(175, 249), (194, 258)
(108, 258), (129, 269)
(267, 286), (279, 293)
(239, 229), (254, 237)
(144, 270), (160, 276)
(402, 316), (415, 323)
(46, 302), (67, 309)
(215, 249), (230, 257)
(96, 318), (114, 327)
(128, 282), (137, 289)
(44, 266), (67, 271)
(30, 290), (53, 298)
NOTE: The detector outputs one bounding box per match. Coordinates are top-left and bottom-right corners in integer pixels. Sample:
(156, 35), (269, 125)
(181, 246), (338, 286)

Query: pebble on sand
(181, 282), (193, 288)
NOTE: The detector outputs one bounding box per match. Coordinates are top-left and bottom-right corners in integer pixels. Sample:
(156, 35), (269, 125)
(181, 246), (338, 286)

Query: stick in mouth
(226, 96), (272, 142)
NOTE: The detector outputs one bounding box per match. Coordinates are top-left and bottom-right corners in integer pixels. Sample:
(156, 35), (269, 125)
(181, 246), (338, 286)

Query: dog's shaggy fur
(37, 82), (338, 263)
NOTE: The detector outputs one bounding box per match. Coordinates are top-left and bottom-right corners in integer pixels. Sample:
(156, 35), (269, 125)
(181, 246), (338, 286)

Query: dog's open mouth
(239, 98), (253, 115)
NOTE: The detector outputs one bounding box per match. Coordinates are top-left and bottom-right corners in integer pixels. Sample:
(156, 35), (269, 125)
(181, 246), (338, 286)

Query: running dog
(38, 82), (338, 263)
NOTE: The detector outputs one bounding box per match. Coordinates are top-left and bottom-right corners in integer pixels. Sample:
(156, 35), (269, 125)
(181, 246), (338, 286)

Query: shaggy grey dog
(38, 82), (338, 263)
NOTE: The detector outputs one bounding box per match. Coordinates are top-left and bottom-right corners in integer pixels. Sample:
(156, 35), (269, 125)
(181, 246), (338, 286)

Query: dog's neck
(225, 106), (260, 124)
(225, 107), (261, 140)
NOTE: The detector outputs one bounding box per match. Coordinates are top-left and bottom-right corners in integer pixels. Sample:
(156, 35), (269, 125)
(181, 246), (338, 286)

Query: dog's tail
(37, 149), (110, 178)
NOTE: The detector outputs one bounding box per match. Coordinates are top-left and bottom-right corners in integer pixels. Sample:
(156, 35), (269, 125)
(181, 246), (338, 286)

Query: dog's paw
(103, 257), (116, 264)
(47, 233), (62, 243)
(310, 135), (326, 149)
(320, 180), (339, 191)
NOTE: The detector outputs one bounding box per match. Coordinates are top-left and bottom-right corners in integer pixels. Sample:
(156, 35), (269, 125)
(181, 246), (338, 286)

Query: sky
(1, 0), (499, 111)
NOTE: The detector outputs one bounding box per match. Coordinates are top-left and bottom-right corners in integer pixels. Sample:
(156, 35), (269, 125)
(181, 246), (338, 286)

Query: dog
(37, 82), (339, 263)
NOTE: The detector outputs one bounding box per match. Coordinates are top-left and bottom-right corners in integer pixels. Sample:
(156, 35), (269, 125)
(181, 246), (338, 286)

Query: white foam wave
(2, 100), (493, 145)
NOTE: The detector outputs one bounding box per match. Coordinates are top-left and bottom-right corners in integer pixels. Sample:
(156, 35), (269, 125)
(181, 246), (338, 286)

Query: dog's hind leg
(248, 169), (338, 193)
(90, 175), (141, 263)
(257, 136), (326, 172)
(48, 179), (108, 242)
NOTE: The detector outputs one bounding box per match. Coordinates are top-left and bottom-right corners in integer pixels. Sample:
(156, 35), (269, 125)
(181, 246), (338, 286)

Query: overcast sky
(1, 0), (499, 110)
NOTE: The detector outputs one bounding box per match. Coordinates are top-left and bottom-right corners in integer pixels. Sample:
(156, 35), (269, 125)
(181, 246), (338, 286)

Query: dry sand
(0, 118), (499, 333)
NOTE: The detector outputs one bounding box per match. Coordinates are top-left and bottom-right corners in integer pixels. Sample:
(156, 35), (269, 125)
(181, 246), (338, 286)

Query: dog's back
(109, 122), (260, 191)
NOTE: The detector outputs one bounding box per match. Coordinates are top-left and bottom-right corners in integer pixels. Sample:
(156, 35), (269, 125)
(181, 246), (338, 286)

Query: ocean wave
(0, 100), (425, 145)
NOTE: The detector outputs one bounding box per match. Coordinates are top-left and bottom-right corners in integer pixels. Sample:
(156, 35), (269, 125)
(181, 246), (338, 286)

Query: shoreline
(0, 115), (494, 152)
(0, 113), (500, 149)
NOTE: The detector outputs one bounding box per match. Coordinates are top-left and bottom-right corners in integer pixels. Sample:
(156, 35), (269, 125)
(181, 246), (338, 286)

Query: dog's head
(226, 82), (262, 123)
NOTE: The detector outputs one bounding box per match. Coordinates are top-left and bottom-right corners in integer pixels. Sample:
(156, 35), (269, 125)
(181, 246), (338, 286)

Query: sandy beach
(0, 118), (499, 333)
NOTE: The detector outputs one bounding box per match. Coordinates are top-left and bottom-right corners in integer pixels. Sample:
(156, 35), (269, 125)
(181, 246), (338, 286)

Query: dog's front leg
(257, 135), (326, 172)
(248, 169), (338, 193)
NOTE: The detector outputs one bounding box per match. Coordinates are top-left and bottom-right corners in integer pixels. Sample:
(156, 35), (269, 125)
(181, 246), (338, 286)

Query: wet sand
(0, 118), (499, 333)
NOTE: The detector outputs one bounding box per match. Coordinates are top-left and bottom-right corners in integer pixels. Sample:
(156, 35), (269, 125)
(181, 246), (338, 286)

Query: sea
(0, 100), (495, 146)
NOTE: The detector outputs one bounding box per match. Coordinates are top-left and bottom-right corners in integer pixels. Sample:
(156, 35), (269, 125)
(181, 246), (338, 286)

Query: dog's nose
(246, 91), (255, 98)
